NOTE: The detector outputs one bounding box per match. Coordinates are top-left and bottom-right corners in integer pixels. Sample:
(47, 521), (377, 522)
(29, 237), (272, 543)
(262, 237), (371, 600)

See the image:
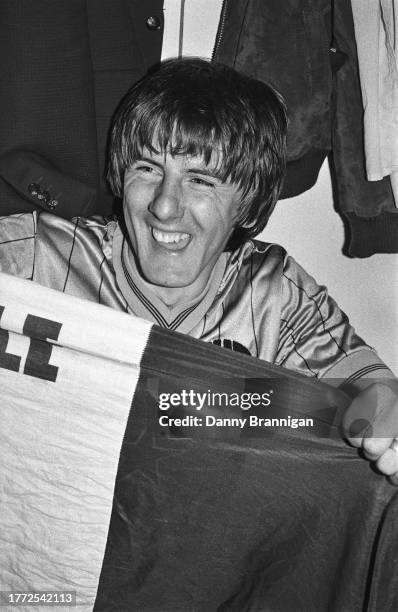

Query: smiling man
(1, 57), (398, 480)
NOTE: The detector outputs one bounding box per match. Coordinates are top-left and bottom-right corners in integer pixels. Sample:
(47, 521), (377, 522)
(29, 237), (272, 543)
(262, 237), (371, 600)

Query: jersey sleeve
(0, 212), (37, 279)
(275, 254), (393, 388)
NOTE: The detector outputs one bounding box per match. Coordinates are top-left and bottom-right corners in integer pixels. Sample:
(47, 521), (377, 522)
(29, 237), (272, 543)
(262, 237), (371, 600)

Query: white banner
(0, 273), (152, 610)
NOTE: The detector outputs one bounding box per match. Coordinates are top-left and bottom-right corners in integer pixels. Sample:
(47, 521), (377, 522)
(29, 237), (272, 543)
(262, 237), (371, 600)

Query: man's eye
(190, 177), (215, 187)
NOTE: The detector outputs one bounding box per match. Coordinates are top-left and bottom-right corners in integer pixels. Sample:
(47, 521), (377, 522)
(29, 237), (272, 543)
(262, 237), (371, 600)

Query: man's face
(123, 149), (241, 302)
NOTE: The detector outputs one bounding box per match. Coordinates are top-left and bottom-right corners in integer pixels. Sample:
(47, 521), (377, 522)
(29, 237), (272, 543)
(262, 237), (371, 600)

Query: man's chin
(138, 263), (194, 288)
(145, 274), (195, 290)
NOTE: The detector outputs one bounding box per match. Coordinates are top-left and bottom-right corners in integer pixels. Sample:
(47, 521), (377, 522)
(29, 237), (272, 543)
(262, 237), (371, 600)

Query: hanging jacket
(0, 0), (163, 218)
(212, 0), (398, 257)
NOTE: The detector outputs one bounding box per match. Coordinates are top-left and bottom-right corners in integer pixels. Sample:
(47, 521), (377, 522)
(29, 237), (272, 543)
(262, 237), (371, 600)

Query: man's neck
(134, 256), (224, 310)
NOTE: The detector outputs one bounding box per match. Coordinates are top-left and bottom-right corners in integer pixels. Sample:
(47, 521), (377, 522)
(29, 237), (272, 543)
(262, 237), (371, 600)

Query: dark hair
(107, 57), (287, 246)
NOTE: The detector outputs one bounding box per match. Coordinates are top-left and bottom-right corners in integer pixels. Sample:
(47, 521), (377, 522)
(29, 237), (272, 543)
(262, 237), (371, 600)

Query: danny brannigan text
(159, 415), (314, 429)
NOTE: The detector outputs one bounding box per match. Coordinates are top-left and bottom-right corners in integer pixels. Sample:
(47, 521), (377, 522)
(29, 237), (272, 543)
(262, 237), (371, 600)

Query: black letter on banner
(0, 306), (21, 372)
(23, 315), (62, 382)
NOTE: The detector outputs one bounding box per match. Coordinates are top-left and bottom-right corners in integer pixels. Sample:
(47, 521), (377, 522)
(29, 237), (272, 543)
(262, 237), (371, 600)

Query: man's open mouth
(151, 227), (191, 247)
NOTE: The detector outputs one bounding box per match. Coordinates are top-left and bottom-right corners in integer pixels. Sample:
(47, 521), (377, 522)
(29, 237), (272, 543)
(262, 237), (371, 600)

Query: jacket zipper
(211, 0), (228, 61)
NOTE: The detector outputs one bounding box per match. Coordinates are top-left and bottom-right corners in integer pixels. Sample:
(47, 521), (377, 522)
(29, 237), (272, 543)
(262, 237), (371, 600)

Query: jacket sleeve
(0, 150), (97, 219)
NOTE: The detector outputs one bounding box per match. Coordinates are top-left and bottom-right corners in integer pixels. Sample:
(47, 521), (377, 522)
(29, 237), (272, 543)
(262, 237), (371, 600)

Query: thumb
(342, 383), (398, 447)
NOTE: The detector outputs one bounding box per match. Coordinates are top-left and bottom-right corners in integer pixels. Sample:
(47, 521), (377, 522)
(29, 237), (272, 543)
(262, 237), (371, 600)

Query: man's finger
(375, 443), (398, 475)
(362, 437), (394, 461)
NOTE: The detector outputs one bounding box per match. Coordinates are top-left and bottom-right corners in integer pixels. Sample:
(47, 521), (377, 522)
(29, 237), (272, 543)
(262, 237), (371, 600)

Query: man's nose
(149, 177), (183, 221)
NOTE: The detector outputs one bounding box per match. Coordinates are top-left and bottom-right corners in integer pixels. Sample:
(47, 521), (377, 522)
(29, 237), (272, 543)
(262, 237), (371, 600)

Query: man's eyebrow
(186, 167), (223, 180)
(134, 156), (163, 168)
(133, 156), (224, 179)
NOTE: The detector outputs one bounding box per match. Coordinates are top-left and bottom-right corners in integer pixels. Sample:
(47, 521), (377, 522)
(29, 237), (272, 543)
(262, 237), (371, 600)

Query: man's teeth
(152, 228), (190, 244)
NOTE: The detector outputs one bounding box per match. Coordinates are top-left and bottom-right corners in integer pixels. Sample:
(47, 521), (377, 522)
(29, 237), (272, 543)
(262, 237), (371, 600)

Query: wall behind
(258, 161), (398, 375)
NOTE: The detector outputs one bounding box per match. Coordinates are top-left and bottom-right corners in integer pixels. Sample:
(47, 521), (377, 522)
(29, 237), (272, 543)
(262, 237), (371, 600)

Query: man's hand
(342, 382), (398, 485)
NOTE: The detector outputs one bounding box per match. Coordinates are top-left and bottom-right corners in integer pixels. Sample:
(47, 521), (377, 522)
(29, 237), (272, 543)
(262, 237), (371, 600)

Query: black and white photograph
(1, 1), (398, 611)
